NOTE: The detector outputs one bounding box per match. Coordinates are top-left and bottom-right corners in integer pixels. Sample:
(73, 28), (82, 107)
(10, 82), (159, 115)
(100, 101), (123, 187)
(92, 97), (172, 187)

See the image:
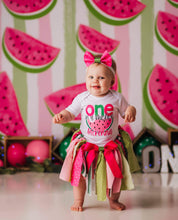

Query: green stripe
(64, 0), (76, 87)
(63, 0), (76, 135)
(141, 0), (154, 130)
(88, 10), (101, 32)
(13, 18), (27, 123)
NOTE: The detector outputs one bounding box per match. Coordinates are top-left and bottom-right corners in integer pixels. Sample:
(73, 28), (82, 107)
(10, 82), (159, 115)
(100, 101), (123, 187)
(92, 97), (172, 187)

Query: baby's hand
(124, 106), (136, 123)
(52, 113), (64, 124)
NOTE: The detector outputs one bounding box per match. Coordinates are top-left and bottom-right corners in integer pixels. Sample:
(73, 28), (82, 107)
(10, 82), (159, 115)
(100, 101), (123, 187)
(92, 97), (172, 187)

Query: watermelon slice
(2, 0), (57, 19)
(86, 117), (113, 132)
(44, 83), (87, 128)
(143, 64), (178, 130)
(0, 72), (29, 136)
(155, 11), (178, 55)
(84, 0), (146, 25)
(77, 24), (120, 54)
(2, 27), (60, 73)
(167, 0), (178, 8)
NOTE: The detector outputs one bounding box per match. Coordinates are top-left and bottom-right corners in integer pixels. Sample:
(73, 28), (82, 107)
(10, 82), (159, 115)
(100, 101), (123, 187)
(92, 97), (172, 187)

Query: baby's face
(86, 64), (114, 97)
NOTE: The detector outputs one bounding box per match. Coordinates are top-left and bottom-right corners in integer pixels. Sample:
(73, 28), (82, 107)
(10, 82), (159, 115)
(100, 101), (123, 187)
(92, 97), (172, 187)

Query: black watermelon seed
(158, 89), (162, 92)
(15, 122), (18, 126)
(6, 126), (9, 129)
(163, 100), (167, 104)
(156, 78), (160, 82)
(61, 96), (65, 100)
(9, 117), (12, 120)
(169, 90), (173, 93)
(56, 104), (60, 108)
(4, 86), (8, 90)
(0, 118), (3, 122)
(162, 21), (165, 24)
(170, 109), (173, 113)
(4, 106), (8, 110)
(168, 19), (172, 22)
(13, 130), (17, 133)
(2, 96), (6, 99)
(165, 79), (169, 83)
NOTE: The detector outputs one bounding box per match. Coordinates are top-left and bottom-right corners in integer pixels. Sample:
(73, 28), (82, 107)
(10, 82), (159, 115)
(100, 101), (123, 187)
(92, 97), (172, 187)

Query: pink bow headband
(84, 51), (115, 75)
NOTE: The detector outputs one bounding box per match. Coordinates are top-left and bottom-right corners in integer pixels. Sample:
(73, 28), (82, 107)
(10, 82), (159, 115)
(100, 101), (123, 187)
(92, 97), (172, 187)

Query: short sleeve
(65, 94), (82, 117)
(117, 93), (129, 117)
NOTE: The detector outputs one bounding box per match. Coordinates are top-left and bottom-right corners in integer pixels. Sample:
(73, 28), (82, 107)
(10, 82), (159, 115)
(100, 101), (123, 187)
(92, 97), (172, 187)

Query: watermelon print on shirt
(66, 90), (129, 147)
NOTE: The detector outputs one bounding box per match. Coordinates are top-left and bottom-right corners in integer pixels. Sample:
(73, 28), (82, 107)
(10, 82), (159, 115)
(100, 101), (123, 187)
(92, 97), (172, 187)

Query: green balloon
(58, 135), (72, 160)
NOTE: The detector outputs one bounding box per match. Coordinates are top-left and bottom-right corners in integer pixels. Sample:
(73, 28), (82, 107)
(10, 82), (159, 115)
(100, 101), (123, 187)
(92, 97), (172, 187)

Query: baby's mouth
(92, 85), (100, 89)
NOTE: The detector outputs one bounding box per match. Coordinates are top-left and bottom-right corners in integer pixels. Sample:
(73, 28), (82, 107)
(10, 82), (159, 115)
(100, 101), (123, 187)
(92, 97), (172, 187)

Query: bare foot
(109, 200), (126, 211)
(71, 200), (83, 212)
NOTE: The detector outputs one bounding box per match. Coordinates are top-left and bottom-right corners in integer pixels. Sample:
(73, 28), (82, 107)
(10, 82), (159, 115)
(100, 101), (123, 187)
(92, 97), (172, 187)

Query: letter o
(86, 105), (94, 116)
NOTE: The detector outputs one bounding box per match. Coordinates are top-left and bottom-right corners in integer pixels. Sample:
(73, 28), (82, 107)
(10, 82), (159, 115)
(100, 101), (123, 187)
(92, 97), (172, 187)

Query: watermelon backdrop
(0, 0), (177, 144)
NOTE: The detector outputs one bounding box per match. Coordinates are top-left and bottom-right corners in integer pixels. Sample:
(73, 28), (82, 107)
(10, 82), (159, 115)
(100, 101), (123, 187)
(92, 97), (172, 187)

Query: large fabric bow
(84, 50), (112, 67)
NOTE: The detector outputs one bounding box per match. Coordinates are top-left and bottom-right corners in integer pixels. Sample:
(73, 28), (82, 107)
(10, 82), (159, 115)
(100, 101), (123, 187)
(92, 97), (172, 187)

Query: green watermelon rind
(155, 14), (178, 56)
(2, 33), (59, 73)
(76, 26), (119, 55)
(2, 0), (57, 20)
(167, 0), (178, 8)
(143, 67), (177, 131)
(84, 0), (145, 26)
(45, 103), (81, 128)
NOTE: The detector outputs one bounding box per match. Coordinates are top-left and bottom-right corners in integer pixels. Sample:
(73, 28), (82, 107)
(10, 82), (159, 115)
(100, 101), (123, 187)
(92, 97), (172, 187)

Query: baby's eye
(99, 76), (105, 79)
(88, 75), (94, 79)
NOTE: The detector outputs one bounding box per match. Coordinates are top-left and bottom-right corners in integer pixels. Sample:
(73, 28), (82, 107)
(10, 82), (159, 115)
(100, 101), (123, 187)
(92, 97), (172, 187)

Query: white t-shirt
(66, 90), (129, 146)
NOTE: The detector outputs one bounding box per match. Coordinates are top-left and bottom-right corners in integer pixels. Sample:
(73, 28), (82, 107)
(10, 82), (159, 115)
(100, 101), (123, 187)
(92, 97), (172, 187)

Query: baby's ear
(111, 78), (115, 86)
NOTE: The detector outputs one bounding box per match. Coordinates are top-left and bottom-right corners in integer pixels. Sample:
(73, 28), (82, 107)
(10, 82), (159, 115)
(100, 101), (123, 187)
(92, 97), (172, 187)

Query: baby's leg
(71, 175), (86, 211)
(107, 190), (126, 211)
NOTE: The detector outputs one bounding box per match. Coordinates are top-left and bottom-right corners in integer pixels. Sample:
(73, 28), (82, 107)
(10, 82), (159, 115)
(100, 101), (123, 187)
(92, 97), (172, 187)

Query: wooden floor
(0, 173), (178, 220)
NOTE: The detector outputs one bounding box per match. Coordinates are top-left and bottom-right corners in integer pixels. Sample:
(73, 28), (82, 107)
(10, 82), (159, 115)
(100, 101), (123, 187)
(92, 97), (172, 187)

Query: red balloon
(7, 143), (26, 167)
(26, 140), (49, 163)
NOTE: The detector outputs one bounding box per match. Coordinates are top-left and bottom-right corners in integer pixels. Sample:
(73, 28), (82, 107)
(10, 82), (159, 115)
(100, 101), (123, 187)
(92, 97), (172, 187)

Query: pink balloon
(0, 159), (4, 167)
(26, 140), (49, 163)
(7, 143), (26, 167)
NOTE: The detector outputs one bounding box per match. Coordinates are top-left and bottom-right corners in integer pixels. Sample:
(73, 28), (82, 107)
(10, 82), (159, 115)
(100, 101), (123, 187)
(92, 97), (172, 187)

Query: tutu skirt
(59, 126), (140, 201)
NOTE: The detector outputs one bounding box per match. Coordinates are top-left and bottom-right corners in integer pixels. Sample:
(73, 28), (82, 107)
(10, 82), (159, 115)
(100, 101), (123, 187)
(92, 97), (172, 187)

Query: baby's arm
(124, 105), (136, 123)
(52, 109), (75, 124)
